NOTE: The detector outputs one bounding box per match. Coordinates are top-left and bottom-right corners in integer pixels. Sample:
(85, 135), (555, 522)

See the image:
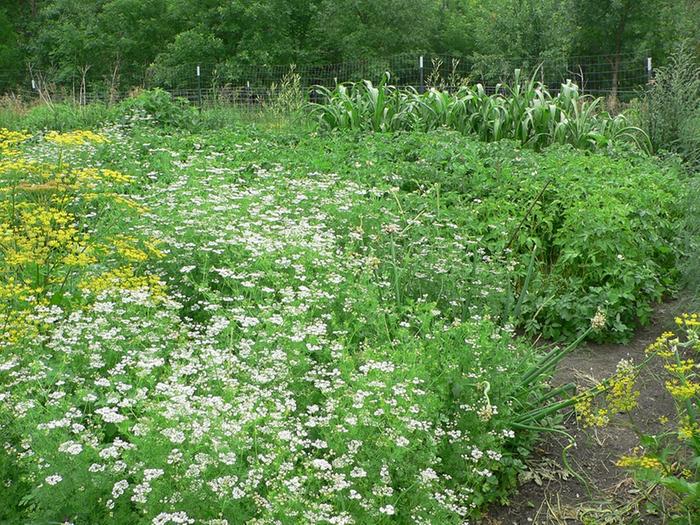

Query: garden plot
(0, 126), (694, 524)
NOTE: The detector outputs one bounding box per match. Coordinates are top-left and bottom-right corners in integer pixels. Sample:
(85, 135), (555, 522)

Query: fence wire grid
(1, 51), (653, 107)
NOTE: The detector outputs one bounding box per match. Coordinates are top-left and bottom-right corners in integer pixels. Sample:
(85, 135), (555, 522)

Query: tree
(0, 8), (24, 92)
(572, 0), (657, 103)
(309, 0), (439, 62)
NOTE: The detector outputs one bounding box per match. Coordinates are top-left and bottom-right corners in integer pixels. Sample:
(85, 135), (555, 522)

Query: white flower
(144, 468), (165, 481)
(161, 428), (186, 444)
(350, 467), (367, 478)
(395, 436), (409, 447)
(379, 505), (396, 515)
(152, 511), (195, 525)
(58, 440), (83, 455)
(94, 406), (127, 423)
(382, 223), (401, 235)
(591, 307), (607, 330)
(45, 474), (63, 485)
(311, 459), (332, 471)
(219, 452), (237, 465)
(420, 468), (438, 483)
(112, 479), (129, 499)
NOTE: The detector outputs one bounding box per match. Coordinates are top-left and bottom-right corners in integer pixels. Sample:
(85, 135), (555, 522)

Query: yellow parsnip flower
(45, 130), (108, 146)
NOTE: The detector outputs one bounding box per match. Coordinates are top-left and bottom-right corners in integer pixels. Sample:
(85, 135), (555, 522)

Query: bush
(117, 88), (197, 129)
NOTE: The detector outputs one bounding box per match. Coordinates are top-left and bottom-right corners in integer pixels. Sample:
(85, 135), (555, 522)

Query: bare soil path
(485, 299), (690, 524)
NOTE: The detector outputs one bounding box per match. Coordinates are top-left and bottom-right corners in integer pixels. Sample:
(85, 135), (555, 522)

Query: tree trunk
(27, 0), (38, 17)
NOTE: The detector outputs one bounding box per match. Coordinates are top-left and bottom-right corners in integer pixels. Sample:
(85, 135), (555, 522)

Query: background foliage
(0, 0), (698, 92)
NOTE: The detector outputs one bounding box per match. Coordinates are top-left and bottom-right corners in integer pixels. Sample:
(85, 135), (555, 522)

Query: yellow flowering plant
(572, 357), (643, 429)
(612, 314), (700, 523)
(0, 128), (162, 348)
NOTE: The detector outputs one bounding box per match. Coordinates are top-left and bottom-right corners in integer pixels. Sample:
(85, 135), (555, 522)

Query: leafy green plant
(118, 88), (197, 128)
(321, 131), (684, 342)
(310, 73), (418, 132)
(310, 69), (650, 152)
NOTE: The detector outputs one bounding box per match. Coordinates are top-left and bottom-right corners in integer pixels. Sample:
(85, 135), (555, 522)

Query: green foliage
(0, 105), (690, 523)
(639, 43), (700, 170)
(0, 102), (118, 131)
(1, 0), (696, 100)
(683, 177), (700, 301)
(283, 131), (682, 342)
(465, 0), (575, 60)
(0, 8), (23, 90)
(117, 88), (197, 128)
(1, 124), (572, 524)
(310, 71), (650, 152)
(309, 0), (437, 61)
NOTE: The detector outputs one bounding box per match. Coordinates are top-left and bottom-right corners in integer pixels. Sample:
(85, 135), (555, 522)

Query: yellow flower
(645, 331), (677, 358)
(45, 130), (108, 146)
(675, 313), (700, 328)
(616, 453), (663, 471)
(664, 359), (696, 375)
(112, 236), (149, 262)
(73, 167), (133, 185)
(665, 379), (700, 400)
(0, 128), (31, 156)
(606, 359), (639, 413)
(575, 394), (609, 427)
(80, 265), (166, 300)
(678, 417), (700, 441)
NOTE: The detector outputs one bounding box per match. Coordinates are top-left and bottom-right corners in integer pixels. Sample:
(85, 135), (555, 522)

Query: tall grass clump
(310, 70), (649, 152)
(0, 98), (118, 131)
(639, 42), (700, 170)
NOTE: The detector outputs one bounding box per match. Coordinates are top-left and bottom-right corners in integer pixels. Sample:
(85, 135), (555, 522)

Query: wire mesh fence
(0, 51), (653, 107)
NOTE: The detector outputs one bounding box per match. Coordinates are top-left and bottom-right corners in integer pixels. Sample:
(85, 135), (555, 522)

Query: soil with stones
(484, 298), (689, 525)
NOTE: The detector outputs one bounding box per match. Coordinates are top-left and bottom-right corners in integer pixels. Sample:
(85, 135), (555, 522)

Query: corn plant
(309, 69), (650, 152)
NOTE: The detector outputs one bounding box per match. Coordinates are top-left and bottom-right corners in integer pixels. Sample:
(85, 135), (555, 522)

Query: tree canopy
(1, 0), (697, 91)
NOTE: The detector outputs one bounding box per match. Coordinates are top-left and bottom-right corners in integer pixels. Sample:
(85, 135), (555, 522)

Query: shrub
(117, 88), (197, 129)
(323, 131), (685, 342)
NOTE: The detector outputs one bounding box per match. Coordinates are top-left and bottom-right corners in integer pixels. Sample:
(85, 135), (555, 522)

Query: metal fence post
(196, 65), (202, 110)
(646, 57), (653, 83)
(419, 55), (425, 93)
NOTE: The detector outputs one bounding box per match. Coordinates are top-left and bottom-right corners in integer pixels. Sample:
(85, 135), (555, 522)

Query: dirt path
(485, 299), (688, 525)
